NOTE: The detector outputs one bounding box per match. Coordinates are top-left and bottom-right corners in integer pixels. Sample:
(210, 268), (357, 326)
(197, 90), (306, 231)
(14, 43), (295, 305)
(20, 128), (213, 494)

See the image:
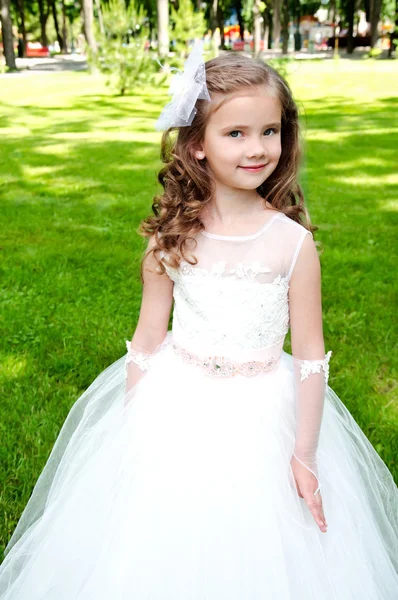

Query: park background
(1, 0), (398, 558)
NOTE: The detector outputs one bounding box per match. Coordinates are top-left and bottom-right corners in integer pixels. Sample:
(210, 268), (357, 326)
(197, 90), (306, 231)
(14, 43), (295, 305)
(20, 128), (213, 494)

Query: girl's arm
(288, 233), (331, 489)
(125, 235), (174, 394)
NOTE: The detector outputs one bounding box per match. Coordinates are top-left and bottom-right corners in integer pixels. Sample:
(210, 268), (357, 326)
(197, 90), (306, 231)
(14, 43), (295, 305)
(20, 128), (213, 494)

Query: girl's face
(194, 85), (282, 194)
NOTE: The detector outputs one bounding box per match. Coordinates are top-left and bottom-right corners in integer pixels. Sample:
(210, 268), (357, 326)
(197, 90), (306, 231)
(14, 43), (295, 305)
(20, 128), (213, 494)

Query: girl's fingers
(291, 461), (328, 531)
(304, 490), (328, 532)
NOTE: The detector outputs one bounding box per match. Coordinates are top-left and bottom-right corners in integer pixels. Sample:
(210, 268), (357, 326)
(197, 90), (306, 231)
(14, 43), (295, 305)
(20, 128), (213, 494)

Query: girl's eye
(228, 128), (278, 138)
(228, 130), (242, 138)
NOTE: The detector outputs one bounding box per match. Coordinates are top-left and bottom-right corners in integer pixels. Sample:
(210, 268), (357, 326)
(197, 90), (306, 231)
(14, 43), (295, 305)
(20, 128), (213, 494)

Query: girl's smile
(238, 163), (268, 172)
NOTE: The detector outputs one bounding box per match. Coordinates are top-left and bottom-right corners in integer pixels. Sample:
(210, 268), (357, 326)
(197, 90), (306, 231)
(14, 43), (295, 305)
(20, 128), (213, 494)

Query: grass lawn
(0, 58), (397, 555)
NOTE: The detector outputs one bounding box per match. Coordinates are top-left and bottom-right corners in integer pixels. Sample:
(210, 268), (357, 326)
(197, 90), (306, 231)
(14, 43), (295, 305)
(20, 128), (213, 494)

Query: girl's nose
(246, 139), (267, 159)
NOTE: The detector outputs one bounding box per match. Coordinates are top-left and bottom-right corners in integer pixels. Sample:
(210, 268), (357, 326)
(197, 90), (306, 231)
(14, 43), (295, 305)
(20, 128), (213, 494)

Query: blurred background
(0, 0), (397, 67)
(0, 0), (397, 556)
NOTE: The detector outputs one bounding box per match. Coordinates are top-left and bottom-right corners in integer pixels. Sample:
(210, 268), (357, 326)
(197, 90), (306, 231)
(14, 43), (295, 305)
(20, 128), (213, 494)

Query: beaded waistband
(170, 341), (280, 378)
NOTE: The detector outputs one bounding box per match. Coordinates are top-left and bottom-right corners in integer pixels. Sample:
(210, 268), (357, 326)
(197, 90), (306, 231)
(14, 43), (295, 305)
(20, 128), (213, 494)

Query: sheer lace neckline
(200, 212), (282, 241)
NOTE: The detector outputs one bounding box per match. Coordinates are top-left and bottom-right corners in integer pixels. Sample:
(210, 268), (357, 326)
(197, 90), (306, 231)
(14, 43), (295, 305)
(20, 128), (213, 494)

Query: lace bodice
(161, 212), (311, 361)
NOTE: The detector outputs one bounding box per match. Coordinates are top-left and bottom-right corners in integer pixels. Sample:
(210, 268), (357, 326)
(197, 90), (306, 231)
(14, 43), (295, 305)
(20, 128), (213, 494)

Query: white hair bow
(155, 40), (211, 131)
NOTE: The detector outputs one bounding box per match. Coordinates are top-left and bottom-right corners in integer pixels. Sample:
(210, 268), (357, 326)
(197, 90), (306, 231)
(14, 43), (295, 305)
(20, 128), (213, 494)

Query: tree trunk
(273, 0), (281, 49)
(157, 0), (169, 58)
(0, 0), (16, 69)
(82, 0), (97, 54)
(234, 0), (244, 40)
(346, 0), (355, 54)
(363, 0), (370, 21)
(253, 0), (261, 56)
(38, 0), (50, 47)
(266, 5), (273, 48)
(329, 0), (336, 35)
(263, 11), (269, 50)
(94, 0), (104, 35)
(281, 0), (289, 54)
(60, 0), (68, 52)
(15, 0), (27, 56)
(293, 0), (301, 50)
(216, 3), (225, 49)
(209, 0), (219, 54)
(50, 0), (63, 50)
(210, 0), (217, 34)
(369, 0), (382, 48)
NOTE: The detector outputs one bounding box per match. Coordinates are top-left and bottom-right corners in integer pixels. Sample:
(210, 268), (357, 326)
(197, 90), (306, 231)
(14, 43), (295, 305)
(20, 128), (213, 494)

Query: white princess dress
(1, 212), (397, 599)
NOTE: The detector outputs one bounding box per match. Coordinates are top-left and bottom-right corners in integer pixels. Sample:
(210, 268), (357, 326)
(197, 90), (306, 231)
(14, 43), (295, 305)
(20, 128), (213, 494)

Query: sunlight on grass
(336, 173), (398, 185)
(379, 200), (398, 212)
(0, 355), (29, 380)
(306, 128), (396, 140)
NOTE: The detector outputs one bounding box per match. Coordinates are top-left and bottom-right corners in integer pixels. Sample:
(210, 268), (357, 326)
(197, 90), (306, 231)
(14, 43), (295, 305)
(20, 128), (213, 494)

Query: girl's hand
(290, 455), (328, 533)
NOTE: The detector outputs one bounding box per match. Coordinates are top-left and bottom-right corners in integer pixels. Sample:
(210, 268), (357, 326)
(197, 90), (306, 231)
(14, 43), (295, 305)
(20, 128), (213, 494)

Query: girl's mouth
(239, 164), (267, 172)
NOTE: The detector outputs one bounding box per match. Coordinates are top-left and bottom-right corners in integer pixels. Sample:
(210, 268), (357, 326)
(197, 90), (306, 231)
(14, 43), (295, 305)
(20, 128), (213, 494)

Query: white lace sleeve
(288, 230), (328, 494)
(298, 351), (332, 383)
(125, 341), (152, 374)
(292, 352), (332, 495)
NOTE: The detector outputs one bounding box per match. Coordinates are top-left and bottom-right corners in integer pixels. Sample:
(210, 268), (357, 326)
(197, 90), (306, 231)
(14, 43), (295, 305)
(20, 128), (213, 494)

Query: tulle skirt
(1, 334), (397, 599)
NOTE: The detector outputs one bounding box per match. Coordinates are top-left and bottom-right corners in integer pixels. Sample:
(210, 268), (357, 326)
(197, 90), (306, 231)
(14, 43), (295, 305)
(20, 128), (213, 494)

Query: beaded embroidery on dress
(1, 212), (397, 600)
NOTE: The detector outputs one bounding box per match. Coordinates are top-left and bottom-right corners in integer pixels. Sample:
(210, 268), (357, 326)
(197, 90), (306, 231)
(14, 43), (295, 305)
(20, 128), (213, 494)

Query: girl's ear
(192, 145), (206, 160)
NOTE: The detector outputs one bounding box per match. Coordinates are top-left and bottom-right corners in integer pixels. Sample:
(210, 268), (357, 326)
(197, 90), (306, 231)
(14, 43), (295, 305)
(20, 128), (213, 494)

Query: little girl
(1, 42), (397, 599)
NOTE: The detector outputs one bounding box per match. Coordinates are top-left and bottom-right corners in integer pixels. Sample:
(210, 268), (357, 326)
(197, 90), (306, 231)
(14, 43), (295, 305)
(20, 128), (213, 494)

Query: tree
(216, 0), (231, 48)
(273, 0), (281, 48)
(233, 0), (244, 39)
(253, 0), (261, 55)
(157, 0), (169, 57)
(61, 0), (68, 51)
(0, 0), (17, 69)
(388, 0), (397, 57)
(50, 0), (65, 50)
(37, 0), (50, 46)
(345, 0), (355, 54)
(207, 0), (232, 51)
(263, 2), (272, 49)
(369, 0), (382, 47)
(94, 0), (157, 95)
(83, 0), (97, 54)
(281, 0), (289, 53)
(170, 0), (206, 57)
(14, 0), (27, 56)
(209, 0), (218, 42)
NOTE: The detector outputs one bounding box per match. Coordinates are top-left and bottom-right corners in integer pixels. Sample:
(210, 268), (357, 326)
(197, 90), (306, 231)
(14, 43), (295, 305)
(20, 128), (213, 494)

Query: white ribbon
(155, 39), (211, 131)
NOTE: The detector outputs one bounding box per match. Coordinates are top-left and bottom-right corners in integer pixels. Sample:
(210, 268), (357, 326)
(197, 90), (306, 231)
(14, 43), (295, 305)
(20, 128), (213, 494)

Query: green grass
(1, 59), (397, 555)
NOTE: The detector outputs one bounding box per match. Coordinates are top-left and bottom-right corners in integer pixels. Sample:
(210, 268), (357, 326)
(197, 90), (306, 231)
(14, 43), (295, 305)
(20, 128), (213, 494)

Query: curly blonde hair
(139, 52), (316, 276)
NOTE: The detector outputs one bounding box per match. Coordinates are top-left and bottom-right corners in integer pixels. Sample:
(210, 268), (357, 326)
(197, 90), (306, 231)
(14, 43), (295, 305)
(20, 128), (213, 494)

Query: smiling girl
(1, 44), (397, 600)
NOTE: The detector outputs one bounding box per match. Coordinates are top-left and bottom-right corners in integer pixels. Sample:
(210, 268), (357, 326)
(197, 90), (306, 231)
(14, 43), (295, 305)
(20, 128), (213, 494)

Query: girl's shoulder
(272, 211), (313, 244)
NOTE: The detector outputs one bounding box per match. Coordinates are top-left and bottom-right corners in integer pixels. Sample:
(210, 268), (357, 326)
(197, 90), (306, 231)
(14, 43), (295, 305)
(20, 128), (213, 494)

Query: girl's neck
(202, 192), (276, 229)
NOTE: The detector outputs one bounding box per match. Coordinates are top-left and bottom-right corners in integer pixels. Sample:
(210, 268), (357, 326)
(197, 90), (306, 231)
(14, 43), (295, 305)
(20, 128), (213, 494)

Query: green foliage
(242, 0), (254, 30)
(241, 0), (266, 31)
(169, 0), (207, 59)
(91, 0), (158, 95)
(382, 0), (397, 20)
(266, 56), (291, 80)
(366, 47), (383, 58)
(392, 27), (398, 59)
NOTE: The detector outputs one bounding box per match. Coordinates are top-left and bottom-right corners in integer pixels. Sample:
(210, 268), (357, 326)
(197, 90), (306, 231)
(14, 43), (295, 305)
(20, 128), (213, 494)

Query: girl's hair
(139, 52), (316, 276)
